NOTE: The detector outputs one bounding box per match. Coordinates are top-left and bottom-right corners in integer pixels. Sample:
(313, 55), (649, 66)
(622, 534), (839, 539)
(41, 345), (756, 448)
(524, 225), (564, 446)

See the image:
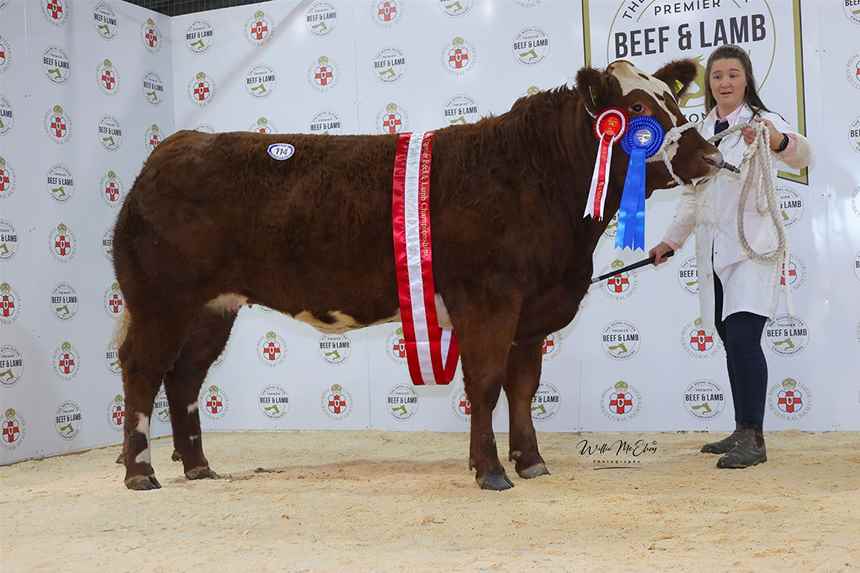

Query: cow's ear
(653, 59), (697, 100)
(575, 67), (612, 117)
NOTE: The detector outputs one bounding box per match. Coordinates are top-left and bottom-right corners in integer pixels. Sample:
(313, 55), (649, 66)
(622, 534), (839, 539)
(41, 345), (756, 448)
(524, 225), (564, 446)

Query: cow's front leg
(504, 338), (549, 479)
(450, 289), (522, 491)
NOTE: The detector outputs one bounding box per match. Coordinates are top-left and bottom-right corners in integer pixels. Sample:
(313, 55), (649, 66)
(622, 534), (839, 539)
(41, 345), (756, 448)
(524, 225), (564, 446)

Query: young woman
(650, 45), (813, 469)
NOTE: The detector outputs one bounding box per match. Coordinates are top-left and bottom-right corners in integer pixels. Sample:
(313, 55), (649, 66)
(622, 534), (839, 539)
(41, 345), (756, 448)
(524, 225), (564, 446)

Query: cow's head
(576, 59), (722, 193)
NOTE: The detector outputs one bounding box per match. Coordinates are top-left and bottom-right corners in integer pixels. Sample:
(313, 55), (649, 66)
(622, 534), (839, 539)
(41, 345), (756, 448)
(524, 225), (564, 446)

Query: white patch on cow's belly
(206, 293), (248, 315)
(293, 310), (400, 334)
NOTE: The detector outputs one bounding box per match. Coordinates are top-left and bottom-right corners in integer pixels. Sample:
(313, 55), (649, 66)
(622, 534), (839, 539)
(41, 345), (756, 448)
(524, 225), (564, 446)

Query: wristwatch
(774, 132), (790, 153)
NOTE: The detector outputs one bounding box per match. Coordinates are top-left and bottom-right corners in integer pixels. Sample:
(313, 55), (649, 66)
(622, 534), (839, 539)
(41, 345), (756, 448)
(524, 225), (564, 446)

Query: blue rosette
(615, 116), (665, 251)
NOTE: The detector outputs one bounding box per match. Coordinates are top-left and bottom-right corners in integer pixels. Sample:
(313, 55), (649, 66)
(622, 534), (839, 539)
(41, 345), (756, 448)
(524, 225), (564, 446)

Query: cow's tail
(113, 309), (132, 350)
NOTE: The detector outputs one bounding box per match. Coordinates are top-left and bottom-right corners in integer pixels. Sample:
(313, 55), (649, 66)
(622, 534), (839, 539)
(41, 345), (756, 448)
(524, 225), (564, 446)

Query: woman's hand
(741, 118), (783, 149)
(649, 241), (674, 266)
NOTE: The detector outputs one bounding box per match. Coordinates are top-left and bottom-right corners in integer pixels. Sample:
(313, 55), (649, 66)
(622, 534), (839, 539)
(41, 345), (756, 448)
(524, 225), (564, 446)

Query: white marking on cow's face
(187, 402), (198, 414)
(206, 293), (248, 315)
(607, 60), (677, 122)
(134, 413), (151, 464)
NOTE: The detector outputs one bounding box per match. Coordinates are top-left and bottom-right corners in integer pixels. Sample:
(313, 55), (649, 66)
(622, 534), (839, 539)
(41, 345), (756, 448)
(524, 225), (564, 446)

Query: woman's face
(709, 57), (747, 112)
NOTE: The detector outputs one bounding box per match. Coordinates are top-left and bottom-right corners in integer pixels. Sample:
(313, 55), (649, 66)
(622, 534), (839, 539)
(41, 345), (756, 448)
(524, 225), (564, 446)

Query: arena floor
(3, 430), (858, 572)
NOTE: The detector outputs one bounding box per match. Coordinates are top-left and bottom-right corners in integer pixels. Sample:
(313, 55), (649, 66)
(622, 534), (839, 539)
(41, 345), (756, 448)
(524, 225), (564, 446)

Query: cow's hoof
(125, 474), (162, 491)
(185, 466), (219, 480)
(476, 472), (514, 491)
(517, 462), (550, 479)
(171, 449), (183, 462)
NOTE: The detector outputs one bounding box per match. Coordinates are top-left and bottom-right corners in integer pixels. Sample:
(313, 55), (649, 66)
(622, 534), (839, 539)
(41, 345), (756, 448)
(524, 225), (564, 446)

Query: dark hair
(704, 45), (770, 116)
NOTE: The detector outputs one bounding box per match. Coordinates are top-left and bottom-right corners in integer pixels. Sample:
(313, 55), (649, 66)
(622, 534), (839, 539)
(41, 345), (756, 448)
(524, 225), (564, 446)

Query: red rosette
(594, 108), (628, 142)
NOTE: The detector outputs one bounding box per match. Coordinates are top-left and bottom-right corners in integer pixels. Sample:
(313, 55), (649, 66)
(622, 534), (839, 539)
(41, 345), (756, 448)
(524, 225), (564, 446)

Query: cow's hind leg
(504, 338), (550, 479)
(120, 308), (195, 491)
(451, 291), (522, 491)
(165, 306), (239, 480)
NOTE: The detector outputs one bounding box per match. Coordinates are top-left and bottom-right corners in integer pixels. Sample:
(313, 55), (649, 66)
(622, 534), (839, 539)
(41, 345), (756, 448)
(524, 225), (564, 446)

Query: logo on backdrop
(600, 258), (639, 300)
(849, 117), (860, 154)
(259, 385), (290, 419)
(777, 186), (803, 227)
(513, 0), (541, 6)
(0, 96), (13, 135)
(852, 187), (860, 217)
(765, 315), (809, 356)
(846, 1), (860, 24)
(108, 395), (125, 431)
(245, 65), (277, 97)
(386, 326), (408, 364)
(51, 283), (78, 321)
(105, 341), (121, 375)
(50, 223), (75, 262)
(439, 0), (472, 16)
(246, 10), (273, 45)
(847, 54), (860, 90)
(42, 47), (70, 84)
(46, 164), (73, 201)
(601, 213), (620, 241)
(258, 331), (287, 366)
(323, 384), (352, 419)
(104, 282), (124, 318)
(682, 317), (720, 358)
(100, 170), (124, 206)
(0, 345), (23, 387)
(53, 341), (80, 380)
(145, 124), (161, 153)
(309, 56), (338, 90)
(154, 387), (169, 423)
(780, 255), (806, 291)
(143, 72), (165, 105)
(768, 377), (811, 420)
(601, 321), (640, 359)
(855, 252), (860, 281)
(43, 0), (68, 25)
(0, 35), (10, 73)
(45, 105), (72, 144)
(541, 332), (562, 361)
(0, 220), (16, 260)
(513, 28), (550, 65)
(443, 37), (475, 74)
(532, 383), (561, 421)
(307, 2), (337, 35)
(678, 256), (699, 294)
(98, 116), (122, 150)
(201, 385), (229, 419)
(452, 386), (472, 421)
(388, 385), (418, 420)
(55, 401), (82, 439)
(378, 102), (408, 134)
(0, 283), (21, 324)
(249, 117), (276, 134)
(443, 95), (479, 126)
(2, 408), (25, 449)
(310, 111), (342, 135)
(601, 1), (776, 123)
(97, 59), (119, 95)
(373, 48), (406, 83)
(683, 380), (725, 419)
(93, 2), (119, 39)
(189, 72), (215, 106)
(142, 17), (161, 52)
(319, 334), (351, 365)
(0, 157), (14, 198)
(186, 20), (214, 53)
(374, 0), (402, 24)
(602, 380), (641, 421)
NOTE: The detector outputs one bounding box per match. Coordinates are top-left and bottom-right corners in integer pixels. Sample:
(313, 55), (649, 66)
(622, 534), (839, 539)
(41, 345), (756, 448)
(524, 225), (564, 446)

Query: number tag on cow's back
(267, 143), (295, 161)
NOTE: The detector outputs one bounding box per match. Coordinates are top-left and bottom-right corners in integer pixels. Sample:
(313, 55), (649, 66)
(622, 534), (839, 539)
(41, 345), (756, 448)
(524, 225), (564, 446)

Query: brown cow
(113, 59), (722, 491)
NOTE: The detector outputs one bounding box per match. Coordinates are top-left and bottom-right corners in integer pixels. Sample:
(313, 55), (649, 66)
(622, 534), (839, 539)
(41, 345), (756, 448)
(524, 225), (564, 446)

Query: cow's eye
(630, 103), (645, 113)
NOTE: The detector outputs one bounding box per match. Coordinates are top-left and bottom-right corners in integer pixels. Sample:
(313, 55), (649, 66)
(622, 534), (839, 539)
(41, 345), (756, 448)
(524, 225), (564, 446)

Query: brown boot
(717, 428), (767, 469)
(700, 426), (742, 454)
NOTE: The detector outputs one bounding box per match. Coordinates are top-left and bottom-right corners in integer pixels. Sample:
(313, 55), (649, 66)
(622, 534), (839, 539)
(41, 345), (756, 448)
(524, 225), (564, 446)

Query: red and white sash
(391, 131), (459, 386)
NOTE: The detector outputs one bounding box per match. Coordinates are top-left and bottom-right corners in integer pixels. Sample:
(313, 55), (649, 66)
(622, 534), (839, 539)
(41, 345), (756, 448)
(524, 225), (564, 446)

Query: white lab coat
(662, 104), (813, 329)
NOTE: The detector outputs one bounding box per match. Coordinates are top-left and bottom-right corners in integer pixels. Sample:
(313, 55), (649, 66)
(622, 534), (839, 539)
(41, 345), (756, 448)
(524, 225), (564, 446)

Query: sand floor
(2, 430), (859, 572)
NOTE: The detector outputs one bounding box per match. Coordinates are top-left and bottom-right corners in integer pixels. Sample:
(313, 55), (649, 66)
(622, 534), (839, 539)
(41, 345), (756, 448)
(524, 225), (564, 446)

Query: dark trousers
(713, 272), (769, 429)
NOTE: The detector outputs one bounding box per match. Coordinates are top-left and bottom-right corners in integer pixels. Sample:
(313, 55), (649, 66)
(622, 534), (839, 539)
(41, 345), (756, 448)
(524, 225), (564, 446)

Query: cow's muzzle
(703, 150), (739, 173)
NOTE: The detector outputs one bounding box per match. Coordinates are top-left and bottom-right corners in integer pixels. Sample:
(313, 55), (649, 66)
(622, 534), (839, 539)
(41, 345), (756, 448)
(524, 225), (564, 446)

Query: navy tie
(714, 119), (729, 146)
